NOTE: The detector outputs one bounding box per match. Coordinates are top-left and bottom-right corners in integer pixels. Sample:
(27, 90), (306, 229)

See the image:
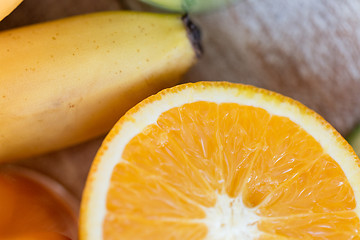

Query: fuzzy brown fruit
(185, 0), (360, 136)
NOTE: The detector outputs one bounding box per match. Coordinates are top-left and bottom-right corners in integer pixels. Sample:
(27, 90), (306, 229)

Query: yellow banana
(0, 11), (201, 162)
(0, 0), (22, 21)
(140, 0), (235, 13)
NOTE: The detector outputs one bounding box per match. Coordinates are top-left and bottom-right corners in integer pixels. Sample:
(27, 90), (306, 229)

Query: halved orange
(80, 81), (360, 239)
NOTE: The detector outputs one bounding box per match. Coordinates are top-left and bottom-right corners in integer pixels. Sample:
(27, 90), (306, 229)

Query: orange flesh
(104, 101), (359, 239)
(0, 169), (77, 239)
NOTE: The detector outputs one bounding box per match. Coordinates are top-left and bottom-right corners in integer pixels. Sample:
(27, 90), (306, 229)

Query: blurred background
(1, 0), (360, 200)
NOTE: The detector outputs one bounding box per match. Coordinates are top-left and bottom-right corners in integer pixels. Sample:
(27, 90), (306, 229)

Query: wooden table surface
(2, 0), (360, 207)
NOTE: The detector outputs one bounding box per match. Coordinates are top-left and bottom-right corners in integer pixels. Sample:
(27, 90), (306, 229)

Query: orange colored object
(81, 82), (360, 239)
(0, 166), (78, 239)
(0, 0), (22, 21)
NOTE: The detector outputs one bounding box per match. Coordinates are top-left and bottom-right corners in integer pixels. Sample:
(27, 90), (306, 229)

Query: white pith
(83, 83), (360, 239)
(202, 194), (261, 240)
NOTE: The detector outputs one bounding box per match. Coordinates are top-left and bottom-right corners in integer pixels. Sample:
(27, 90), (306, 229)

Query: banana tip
(182, 14), (203, 58)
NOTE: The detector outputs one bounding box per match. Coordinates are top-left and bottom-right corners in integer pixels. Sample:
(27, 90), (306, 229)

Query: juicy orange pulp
(103, 101), (359, 239)
(0, 168), (77, 239)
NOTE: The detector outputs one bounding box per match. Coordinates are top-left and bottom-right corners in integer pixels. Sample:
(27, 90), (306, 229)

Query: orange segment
(156, 101), (221, 198)
(257, 154), (356, 217)
(218, 104), (271, 198)
(122, 106), (217, 207)
(243, 115), (324, 208)
(107, 163), (205, 219)
(104, 215), (207, 240)
(80, 82), (360, 240)
(256, 234), (290, 240)
(258, 212), (360, 239)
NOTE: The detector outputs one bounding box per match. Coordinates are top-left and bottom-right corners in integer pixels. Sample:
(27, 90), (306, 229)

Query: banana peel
(0, 11), (201, 161)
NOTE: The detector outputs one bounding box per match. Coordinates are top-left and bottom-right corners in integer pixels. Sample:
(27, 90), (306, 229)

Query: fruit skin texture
(0, 11), (197, 162)
(0, 0), (22, 21)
